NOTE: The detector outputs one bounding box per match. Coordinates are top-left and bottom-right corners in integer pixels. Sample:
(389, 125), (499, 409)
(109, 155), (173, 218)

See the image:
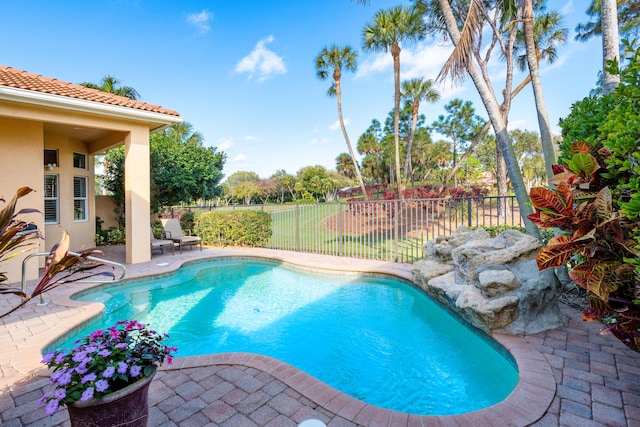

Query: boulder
(411, 228), (564, 334)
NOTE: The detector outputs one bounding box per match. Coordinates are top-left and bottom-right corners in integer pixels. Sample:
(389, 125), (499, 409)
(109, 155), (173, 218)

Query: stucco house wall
(0, 66), (181, 284)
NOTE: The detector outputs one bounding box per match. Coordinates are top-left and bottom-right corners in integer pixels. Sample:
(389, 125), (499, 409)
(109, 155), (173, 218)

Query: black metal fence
(171, 196), (523, 263)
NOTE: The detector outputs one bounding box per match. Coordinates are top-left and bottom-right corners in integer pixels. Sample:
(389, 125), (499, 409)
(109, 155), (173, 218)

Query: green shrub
(194, 210), (271, 247)
(151, 221), (165, 239)
(179, 212), (195, 233)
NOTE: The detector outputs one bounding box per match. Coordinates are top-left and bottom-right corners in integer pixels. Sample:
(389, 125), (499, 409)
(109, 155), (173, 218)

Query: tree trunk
(522, 0), (556, 182)
(402, 100), (419, 190)
(601, 0), (620, 94)
(392, 44), (404, 198)
(335, 78), (369, 200)
(496, 144), (508, 217)
(437, 0), (539, 238)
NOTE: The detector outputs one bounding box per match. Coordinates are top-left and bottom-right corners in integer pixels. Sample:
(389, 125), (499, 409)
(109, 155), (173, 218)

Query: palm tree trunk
(336, 79), (369, 200)
(522, 0), (556, 182)
(601, 0), (620, 94)
(392, 45), (404, 198)
(402, 101), (419, 190)
(437, 0), (539, 238)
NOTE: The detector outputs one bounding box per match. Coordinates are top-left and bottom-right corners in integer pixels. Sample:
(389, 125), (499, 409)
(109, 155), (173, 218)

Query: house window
(74, 176), (88, 221)
(44, 175), (59, 224)
(73, 152), (87, 169)
(44, 149), (58, 168)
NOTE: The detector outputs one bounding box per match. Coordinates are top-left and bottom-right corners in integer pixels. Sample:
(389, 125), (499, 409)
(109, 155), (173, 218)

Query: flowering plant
(39, 320), (177, 415)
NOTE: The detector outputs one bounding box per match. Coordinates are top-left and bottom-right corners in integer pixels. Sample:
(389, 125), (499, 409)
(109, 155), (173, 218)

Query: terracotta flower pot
(66, 370), (155, 427)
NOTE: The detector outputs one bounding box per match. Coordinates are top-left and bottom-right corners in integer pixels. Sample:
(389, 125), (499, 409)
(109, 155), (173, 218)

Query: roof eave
(0, 86), (182, 127)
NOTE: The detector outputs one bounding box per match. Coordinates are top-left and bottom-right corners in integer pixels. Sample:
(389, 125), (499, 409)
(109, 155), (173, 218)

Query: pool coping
(5, 249), (556, 425)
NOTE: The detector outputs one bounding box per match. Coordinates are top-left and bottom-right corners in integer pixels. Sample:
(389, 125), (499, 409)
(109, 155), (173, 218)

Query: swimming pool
(53, 258), (518, 415)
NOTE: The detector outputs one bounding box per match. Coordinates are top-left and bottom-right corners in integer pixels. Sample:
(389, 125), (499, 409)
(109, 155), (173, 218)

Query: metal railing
(21, 251), (126, 304)
(177, 195), (523, 263)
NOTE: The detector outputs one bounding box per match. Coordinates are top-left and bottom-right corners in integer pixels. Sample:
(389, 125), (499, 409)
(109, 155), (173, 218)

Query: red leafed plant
(0, 187), (114, 319)
(528, 141), (640, 352)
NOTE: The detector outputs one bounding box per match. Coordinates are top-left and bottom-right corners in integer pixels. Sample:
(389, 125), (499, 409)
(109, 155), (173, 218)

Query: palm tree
(314, 45), (369, 200)
(79, 75), (140, 100)
(400, 78), (440, 188)
(435, 0), (538, 237)
(362, 5), (425, 198)
(601, 0), (621, 93)
(521, 0), (556, 182)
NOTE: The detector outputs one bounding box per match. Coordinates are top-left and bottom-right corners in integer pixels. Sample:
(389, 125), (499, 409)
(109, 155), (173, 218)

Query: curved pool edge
(161, 335), (555, 426)
(7, 249), (555, 425)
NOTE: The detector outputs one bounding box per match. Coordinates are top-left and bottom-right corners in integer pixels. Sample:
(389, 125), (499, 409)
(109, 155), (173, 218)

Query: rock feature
(412, 227), (564, 334)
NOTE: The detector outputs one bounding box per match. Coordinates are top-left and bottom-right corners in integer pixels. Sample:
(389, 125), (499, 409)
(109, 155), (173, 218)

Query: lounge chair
(151, 227), (175, 255)
(161, 218), (202, 253)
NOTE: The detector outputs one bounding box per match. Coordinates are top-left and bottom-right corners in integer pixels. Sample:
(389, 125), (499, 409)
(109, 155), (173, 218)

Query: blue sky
(2, 1), (601, 180)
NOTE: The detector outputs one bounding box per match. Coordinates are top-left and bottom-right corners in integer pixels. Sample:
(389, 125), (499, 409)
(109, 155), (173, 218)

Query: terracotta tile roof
(0, 65), (180, 117)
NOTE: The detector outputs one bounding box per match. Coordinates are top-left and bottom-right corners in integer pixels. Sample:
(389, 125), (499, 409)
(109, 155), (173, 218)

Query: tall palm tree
(435, 0), (538, 237)
(362, 5), (425, 198)
(79, 75), (140, 100)
(601, 0), (621, 93)
(400, 77), (440, 188)
(314, 45), (369, 200)
(521, 0), (556, 182)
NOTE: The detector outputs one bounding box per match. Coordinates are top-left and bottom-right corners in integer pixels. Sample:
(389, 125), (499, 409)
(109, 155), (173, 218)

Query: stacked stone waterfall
(411, 227), (564, 334)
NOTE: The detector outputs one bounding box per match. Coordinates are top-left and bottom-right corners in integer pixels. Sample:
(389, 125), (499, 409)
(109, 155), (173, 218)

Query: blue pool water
(54, 258), (518, 415)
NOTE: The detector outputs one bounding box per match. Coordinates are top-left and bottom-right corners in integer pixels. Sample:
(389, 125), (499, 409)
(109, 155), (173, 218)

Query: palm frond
(437, 0), (484, 83)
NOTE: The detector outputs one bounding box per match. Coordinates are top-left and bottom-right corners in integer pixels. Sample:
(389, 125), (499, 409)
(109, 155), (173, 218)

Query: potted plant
(40, 320), (177, 426)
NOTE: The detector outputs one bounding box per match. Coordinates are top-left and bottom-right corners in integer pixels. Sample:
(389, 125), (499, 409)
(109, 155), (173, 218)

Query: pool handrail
(21, 251), (127, 303)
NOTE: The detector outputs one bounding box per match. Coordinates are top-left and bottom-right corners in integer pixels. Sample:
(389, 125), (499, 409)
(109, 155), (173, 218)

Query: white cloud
(310, 138), (330, 145)
(232, 153), (247, 162)
(217, 137), (233, 151)
(356, 40), (452, 81)
(329, 118), (349, 131)
(186, 10), (213, 34)
(235, 35), (287, 82)
(560, 0), (574, 16)
(243, 135), (261, 142)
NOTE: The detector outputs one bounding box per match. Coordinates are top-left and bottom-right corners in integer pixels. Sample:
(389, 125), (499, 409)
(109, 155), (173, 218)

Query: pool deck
(1, 246), (640, 426)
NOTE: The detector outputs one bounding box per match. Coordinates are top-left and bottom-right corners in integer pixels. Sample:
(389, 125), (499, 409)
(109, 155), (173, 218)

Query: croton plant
(529, 142), (640, 352)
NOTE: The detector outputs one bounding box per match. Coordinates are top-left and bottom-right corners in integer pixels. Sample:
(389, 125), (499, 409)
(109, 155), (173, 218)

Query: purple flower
(54, 389), (66, 400)
(98, 349), (112, 357)
(102, 366), (115, 378)
(72, 351), (87, 363)
(41, 352), (54, 364)
(130, 365), (142, 377)
(75, 363), (88, 375)
(81, 387), (94, 402)
(44, 399), (59, 415)
(37, 391), (52, 405)
(95, 379), (109, 392)
(81, 373), (97, 384)
(115, 343), (128, 349)
(117, 361), (128, 374)
(54, 353), (66, 364)
(50, 371), (62, 382)
(57, 371), (72, 386)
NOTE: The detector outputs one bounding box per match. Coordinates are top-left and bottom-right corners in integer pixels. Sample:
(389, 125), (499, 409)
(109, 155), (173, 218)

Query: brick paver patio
(2, 247), (640, 426)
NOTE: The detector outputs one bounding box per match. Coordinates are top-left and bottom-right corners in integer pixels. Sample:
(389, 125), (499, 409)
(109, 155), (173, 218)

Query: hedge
(193, 210), (271, 247)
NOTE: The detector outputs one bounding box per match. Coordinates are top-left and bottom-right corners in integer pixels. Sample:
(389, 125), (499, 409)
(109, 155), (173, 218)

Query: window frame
(73, 176), (88, 222)
(44, 174), (59, 224)
(73, 152), (87, 170)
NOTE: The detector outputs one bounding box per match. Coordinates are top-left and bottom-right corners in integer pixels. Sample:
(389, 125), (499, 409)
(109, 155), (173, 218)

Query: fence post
(467, 198), (473, 227)
(295, 204), (300, 252)
(394, 200), (399, 262)
(338, 203), (344, 257)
